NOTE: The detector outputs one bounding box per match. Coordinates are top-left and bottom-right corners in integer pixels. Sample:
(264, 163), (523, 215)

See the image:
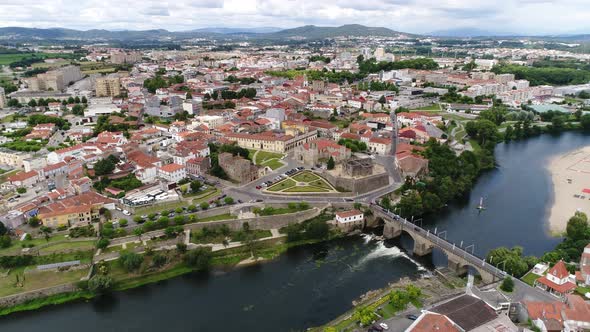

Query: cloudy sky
(0, 0), (589, 35)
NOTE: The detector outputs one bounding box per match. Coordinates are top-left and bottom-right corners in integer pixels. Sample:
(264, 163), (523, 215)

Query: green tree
(94, 157), (116, 176)
(96, 238), (110, 249)
(88, 274), (113, 293)
(28, 216), (41, 227)
(118, 219), (128, 227)
(504, 125), (514, 141)
(581, 114), (590, 132)
(200, 202), (210, 210)
(566, 211), (588, 241)
(224, 197), (234, 205)
(183, 247), (212, 271)
(119, 251), (143, 272)
(352, 306), (377, 326)
(500, 277), (514, 292)
(550, 115), (566, 132)
(0, 222), (6, 236)
(0, 235), (11, 248)
(327, 156), (335, 170)
(397, 191), (423, 218)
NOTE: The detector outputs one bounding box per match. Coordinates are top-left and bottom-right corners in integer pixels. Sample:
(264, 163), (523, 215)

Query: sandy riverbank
(548, 146), (590, 234)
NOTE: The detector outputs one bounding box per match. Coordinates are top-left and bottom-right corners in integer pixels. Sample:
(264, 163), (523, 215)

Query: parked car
(406, 314), (418, 320)
(379, 323), (389, 330)
(122, 210), (131, 216)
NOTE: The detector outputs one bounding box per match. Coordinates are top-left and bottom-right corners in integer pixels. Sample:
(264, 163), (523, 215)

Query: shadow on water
(90, 293), (119, 314)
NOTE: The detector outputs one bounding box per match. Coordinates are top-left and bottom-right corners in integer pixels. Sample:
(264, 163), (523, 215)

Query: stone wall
(0, 283), (77, 308)
(321, 171), (390, 194)
(185, 207), (324, 232)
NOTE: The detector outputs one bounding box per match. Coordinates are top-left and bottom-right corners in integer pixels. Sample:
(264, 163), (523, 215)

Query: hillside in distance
(0, 24), (411, 43)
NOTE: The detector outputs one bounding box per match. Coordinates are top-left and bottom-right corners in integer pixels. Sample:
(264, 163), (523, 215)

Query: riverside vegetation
(0, 211), (339, 316)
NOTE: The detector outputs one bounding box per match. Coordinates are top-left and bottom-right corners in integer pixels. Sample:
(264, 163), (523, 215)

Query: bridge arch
(444, 251), (496, 284)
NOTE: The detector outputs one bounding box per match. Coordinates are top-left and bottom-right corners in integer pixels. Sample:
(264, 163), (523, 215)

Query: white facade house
(335, 210), (364, 224)
(157, 163), (186, 183)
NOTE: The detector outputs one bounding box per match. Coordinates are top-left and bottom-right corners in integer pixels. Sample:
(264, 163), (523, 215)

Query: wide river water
(1, 131), (589, 332)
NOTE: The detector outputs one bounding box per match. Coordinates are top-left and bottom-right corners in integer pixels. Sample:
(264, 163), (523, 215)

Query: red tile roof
(549, 260), (570, 279)
(159, 163), (184, 173)
(409, 313), (461, 332)
(336, 209), (363, 219)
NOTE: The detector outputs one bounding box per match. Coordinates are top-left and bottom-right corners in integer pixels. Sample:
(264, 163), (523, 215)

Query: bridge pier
(447, 252), (497, 285)
(383, 221), (402, 239)
(448, 258), (469, 276)
(413, 238), (434, 256)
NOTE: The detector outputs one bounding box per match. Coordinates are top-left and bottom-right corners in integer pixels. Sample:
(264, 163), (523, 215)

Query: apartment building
(95, 77), (122, 97)
(0, 87), (6, 108)
(0, 149), (32, 169)
(225, 130), (317, 154)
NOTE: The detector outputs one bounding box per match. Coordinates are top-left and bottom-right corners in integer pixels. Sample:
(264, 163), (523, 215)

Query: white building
(335, 210), (364, 224)
(335, 209), (364, 231)
(157, 163), (186, 183)
(194, 115), (225, 129)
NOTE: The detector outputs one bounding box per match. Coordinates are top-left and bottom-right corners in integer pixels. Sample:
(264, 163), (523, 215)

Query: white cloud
(0, 0), (588, 35)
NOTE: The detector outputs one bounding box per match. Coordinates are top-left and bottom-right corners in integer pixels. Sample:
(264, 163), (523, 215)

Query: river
(1, 132), (589, 332)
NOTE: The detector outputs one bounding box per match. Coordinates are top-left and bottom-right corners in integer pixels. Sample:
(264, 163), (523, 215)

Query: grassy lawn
(38, 240), (96, 254)
(197, 213), (237, 222)
(103, 245), (123, 254)
(442, 113), (471, 122)
(135, 200), (187, 215)
(183, 186), (216, 198)
(576, 286), (590, 296)
(284, 186), (329, 193)
(309, 179), (332, 190)
(0, 266), (89, 297)
(0, 234), (70, 256)
(469, 139), (482, 154)
(0, 169), (19, 184)
(454, 129), (466, 142)
(255, 151), (284, 164)
(192, 188), (221, 204)
(411, 104), (441, 112)
(261, 159), (284, 170)
(521, 272), (540, 286)
(79, 62), (117, 74)
(267, 178), (296, 192)
(292, 171), (321, 183)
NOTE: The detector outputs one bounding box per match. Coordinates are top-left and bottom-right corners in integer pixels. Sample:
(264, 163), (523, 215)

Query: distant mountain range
(429, 28), (518, 38)
(0, 24), (409, 43)
(0, 25), (588, 43)
(189, 27), (282, 34)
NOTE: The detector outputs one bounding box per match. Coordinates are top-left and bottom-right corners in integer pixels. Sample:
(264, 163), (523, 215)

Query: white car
(379, 323), (389, 330)
(122, 210), (131, 216)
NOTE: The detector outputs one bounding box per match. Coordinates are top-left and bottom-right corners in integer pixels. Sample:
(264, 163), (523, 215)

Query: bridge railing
(377, 206), (506, 278)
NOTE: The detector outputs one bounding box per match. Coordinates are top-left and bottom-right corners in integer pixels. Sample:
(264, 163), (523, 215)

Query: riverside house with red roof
(535, 260), (577, 298)
(335, 210), (364, 230)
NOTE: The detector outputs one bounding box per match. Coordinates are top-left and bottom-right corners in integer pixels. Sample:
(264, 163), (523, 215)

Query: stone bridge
(373, 206), (505, 284)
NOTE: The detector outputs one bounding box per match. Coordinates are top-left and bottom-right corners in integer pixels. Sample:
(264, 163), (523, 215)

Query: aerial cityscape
(2, 1), (590, 331)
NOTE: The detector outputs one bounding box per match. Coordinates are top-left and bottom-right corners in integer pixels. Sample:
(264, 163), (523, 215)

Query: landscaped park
(266, 171), (338, 193)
